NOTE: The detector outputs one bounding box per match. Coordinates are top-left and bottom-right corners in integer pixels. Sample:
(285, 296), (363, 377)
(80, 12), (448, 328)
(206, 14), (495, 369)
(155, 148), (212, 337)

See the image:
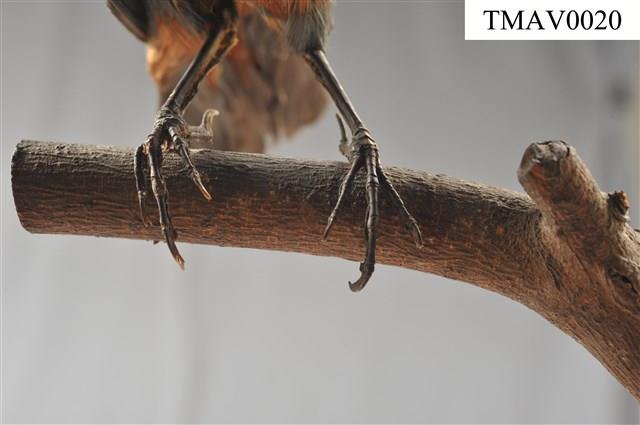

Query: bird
(107, 0), (423, 291)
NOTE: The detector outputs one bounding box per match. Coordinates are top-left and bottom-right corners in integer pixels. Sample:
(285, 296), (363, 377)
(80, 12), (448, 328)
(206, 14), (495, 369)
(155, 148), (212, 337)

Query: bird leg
(305, 49), (423, 292)
(135, 12), (237, 268)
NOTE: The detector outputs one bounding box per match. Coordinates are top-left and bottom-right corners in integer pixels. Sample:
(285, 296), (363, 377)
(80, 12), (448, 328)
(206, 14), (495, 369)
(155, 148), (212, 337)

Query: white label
(465, 0), (640, 40)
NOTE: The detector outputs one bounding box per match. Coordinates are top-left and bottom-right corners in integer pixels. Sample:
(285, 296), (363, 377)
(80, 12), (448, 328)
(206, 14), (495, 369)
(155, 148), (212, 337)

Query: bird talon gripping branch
(324, 115), (422, 291)
(134, 107), (214, 268)
(109, 0), (421, 288)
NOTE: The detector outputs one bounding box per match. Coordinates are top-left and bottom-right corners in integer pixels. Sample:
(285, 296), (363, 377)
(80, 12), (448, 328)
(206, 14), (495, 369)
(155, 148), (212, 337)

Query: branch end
(517, 140), (570, 184)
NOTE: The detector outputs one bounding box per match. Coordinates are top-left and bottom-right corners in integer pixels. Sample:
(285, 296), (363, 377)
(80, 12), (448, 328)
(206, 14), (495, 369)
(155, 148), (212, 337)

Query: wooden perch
(10, 139), (640, 401)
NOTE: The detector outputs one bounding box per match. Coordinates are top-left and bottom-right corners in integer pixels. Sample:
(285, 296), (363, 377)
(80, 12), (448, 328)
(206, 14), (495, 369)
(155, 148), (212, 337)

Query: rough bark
(10, 139), (640, 401)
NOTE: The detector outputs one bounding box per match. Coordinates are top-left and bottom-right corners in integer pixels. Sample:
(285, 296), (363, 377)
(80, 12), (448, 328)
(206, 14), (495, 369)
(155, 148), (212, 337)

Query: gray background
(2, 0), (639, 423)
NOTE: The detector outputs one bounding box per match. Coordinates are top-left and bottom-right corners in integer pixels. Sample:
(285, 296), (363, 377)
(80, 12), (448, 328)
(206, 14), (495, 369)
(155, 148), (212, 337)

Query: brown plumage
(107, 0), (422, 291)
(109, 0), (328, 152)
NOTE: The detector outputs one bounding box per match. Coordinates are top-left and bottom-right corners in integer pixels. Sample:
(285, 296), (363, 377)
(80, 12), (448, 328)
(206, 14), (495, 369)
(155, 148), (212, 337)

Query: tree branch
(11, 139), (640, 401)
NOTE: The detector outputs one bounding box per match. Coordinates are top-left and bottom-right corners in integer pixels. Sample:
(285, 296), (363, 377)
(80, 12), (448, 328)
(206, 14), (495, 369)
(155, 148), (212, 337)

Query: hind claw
(322, 152), (362, 240)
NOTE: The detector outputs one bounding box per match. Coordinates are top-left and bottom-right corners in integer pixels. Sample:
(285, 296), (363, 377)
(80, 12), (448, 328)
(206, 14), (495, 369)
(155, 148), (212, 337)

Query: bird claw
(134, 144), (152, 227)
(189, 108), (219, 145)
(349, 261), (375, 292)
(325, 116), (423, 292)
(134, 108), (216, 269)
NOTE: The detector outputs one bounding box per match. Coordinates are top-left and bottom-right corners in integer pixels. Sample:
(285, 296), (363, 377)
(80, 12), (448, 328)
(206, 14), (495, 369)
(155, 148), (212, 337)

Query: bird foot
(324, 114), (423, 292)
(134, 107), (218, 269)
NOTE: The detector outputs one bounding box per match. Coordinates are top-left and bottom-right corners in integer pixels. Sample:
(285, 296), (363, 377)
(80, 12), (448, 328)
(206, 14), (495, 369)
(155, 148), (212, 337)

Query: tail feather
(184, 12), (328, 152)
(110, 1), (328, 153)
